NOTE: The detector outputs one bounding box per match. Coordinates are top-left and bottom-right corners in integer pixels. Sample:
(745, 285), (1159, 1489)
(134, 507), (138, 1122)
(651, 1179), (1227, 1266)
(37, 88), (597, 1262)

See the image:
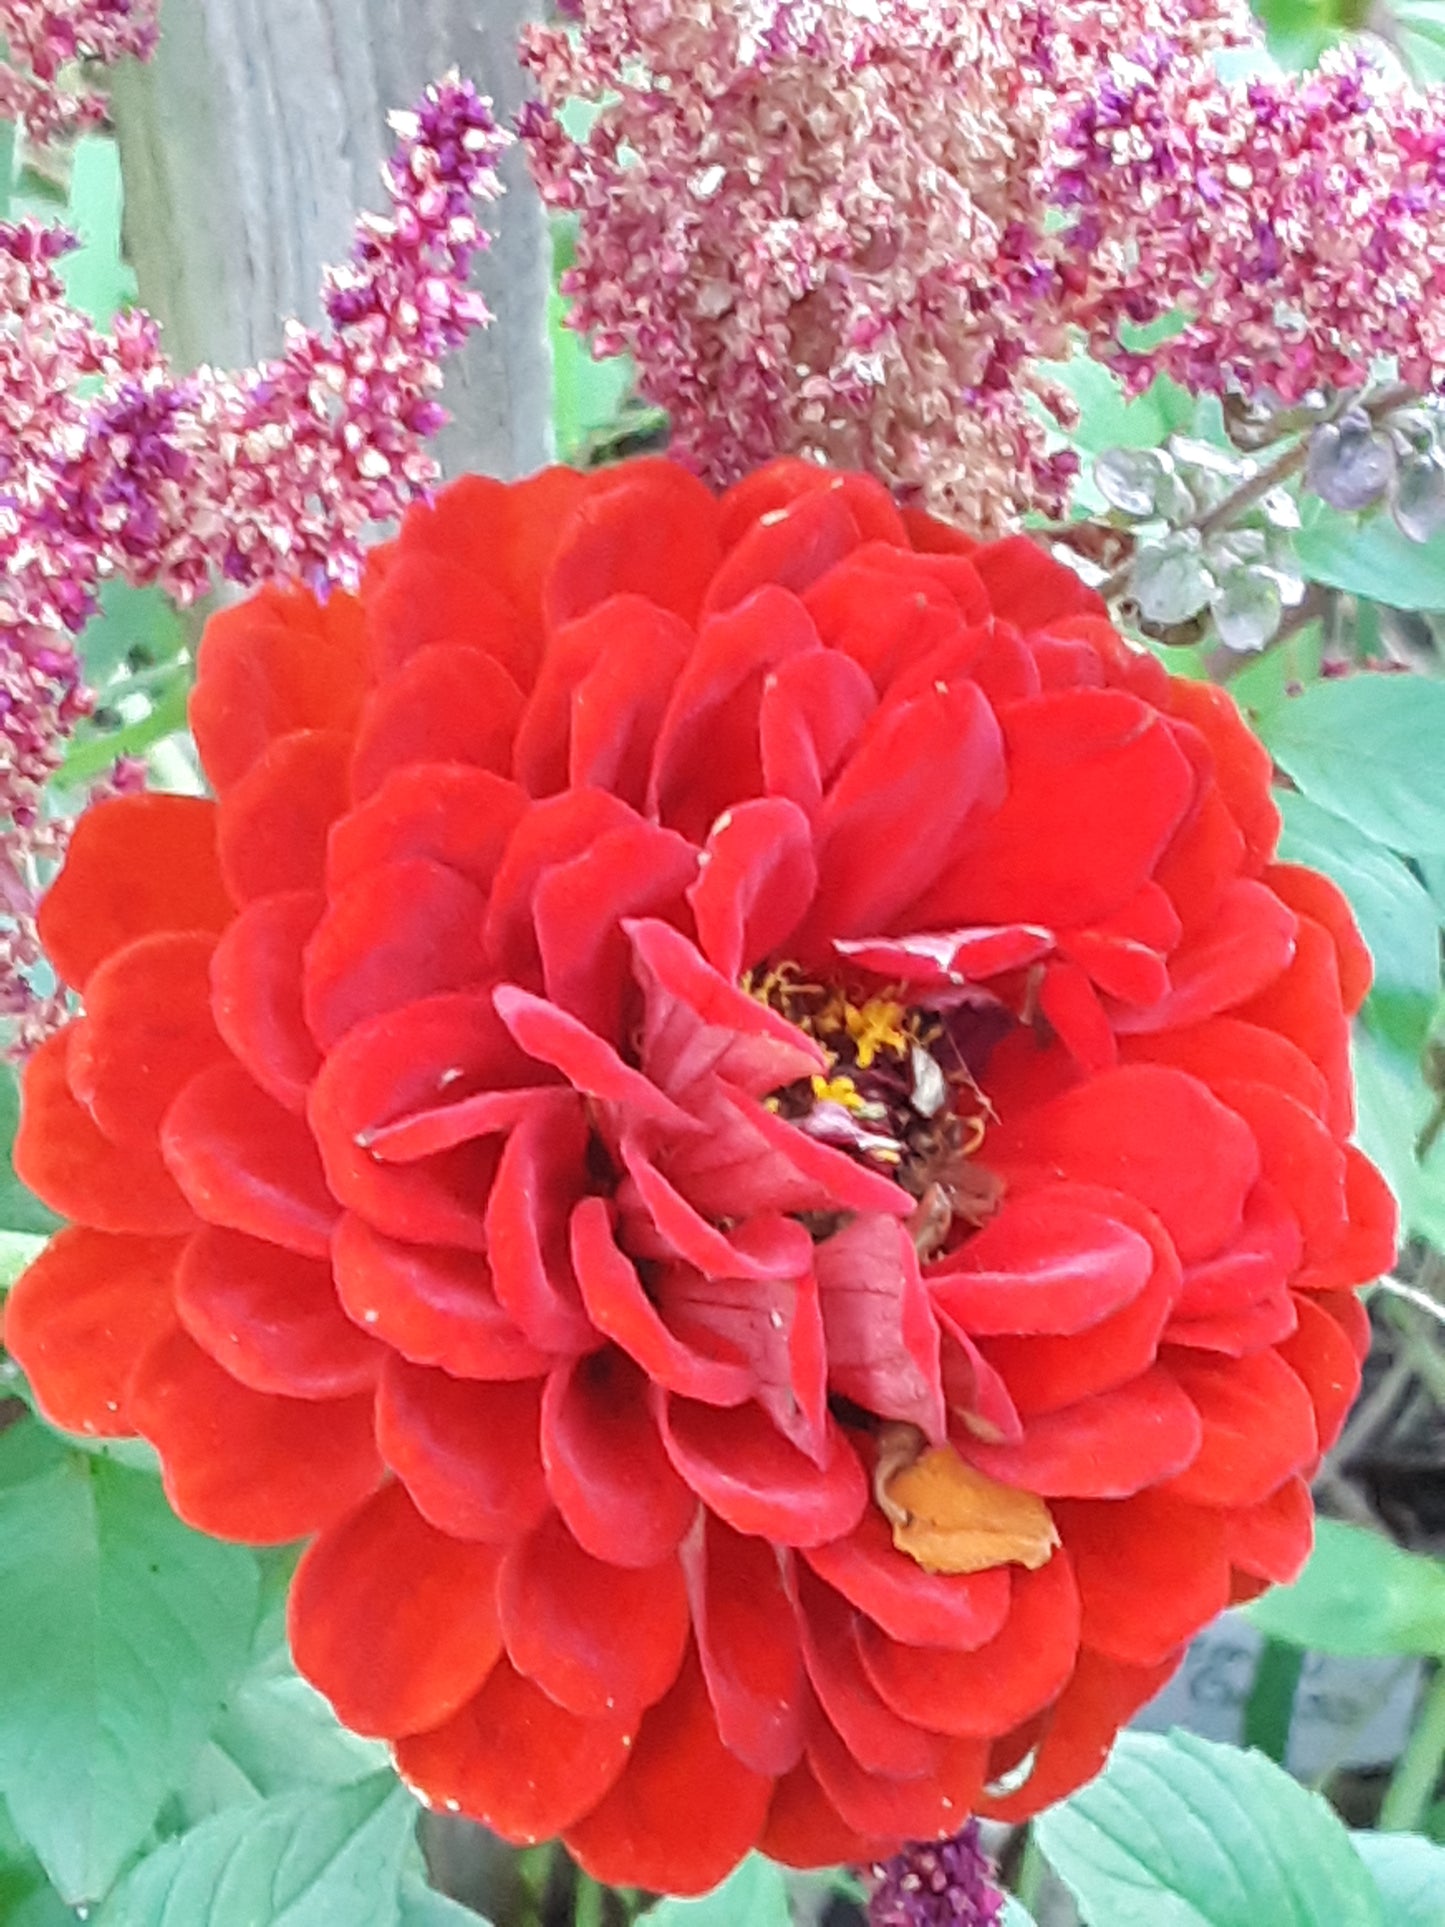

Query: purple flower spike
(870, 1820), (1007, 1927)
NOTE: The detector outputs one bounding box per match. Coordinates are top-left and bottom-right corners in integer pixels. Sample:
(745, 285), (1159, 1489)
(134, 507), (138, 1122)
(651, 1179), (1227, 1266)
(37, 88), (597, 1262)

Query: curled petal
(128, 1330), (380, 1542)
(290, 1482), (505, 1737)
(397, 1658), (635, 1846)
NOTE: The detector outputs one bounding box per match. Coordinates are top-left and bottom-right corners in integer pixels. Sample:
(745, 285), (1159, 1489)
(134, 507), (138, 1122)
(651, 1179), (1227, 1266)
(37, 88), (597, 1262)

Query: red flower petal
(541, 1349), (699, 1567)
(564, 1647), (773, 1898)
(815, 1216), (945, 1440)
(650, 586), (821, 842)
(972, 537), (1106, 631)
(1162, 1347), (1318, 1506)
(290, 1482), (505, 1737)
(1267, 863), (1372, 1016)
(916, 689), (1195, 930)
(987, 1064), (1258, 1266)
(1224, 1474), (1314, 1584)
(760, 1757), (890, 1868)
(499, 1511), (690, 1718)
(571, 1198), (755, 1404)
(485, 1100), (603, 1356)
(217, 730), (353, 903)
(533, 820), (698, 1037)
(658, 1394), (868, 1546)
(687, 796), (819, 981)
(15, 1028), (196, 1235)
(375, 1357), (549, 1542)
(191, 586), (367, 792)
(806, 683), (1006, 943)
(368, 551), (531, 685)
(1236, 915), (1353, 1139)
(857, 1549), (1080, 1738)
(981, 1647), (1180, 1822)
(128, 1329), (380, 1542)
(545, 459), (723, 630)
(930, 1186), (1157, 1337)
(1115, 879), (1297, 1035)
(302, 858), (489, 1050)
(350, 646), (525, 798)
(162, 1059), (338, 1258)
(681, 1514), (806, 1775)
(515, 596), (693, 808)
(326, 764), (528, 897)
(1275, 1294), (1364, 1459)
(4, 1228), (182, 1436)
(66, 932), (224, 1138)
(1057, 1491), (1231, 1666)
(758, 649), (877, 816)
(797, 1567), (940, 1778)
(397, 1657), (635, 1845)
(37, 794), (233, 992)
(210, 891), (323, 1113)
(309, 994), (507, 1250)
(959, 1366), (1203, 1499)
(332, 1212), (555, 1380)
(1166, 679), (1280, 873)
(803, 1506), (1011, 1651)
(175, 1225), (380, 1397)
(700, 487), (861, 621)
(806, 1708), (987, 1841)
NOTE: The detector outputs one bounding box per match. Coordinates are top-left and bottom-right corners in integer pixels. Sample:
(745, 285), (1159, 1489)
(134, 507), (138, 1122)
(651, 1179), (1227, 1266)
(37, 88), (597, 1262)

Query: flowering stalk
(522, 5), (1445, 544)
(0, 73), (507, 1054)
(869, 1822), (1006, 1927)
(0, 0), (158, 144)
(517, 1), (1253, 535)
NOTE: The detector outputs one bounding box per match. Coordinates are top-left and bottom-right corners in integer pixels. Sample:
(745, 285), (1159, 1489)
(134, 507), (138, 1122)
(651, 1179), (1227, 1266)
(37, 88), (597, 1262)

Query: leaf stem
(1097, 382), (1417, 603)
(1379, 1660), (1445, 1832)
(55, 675), (190, 787)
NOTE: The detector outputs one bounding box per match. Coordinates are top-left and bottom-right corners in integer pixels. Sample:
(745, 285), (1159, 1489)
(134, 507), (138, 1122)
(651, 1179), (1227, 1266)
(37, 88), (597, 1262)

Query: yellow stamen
(843, 996), (912, 1069)
(809, 1073), (869, 1115)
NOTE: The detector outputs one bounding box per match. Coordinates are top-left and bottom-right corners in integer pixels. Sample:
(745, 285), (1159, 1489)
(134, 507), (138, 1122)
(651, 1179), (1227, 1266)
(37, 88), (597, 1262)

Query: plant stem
(55, 675), (189, 787)
(1014, 1830), (1048, 1912)
(1097, 381), (1417, 602)
(1243, 1638), (1304, 1765)
(1379, 1661), (1445, 1833)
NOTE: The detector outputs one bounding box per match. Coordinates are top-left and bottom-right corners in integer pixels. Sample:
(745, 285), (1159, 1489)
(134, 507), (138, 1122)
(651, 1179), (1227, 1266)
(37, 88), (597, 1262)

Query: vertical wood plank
(110, 0), (552, 481)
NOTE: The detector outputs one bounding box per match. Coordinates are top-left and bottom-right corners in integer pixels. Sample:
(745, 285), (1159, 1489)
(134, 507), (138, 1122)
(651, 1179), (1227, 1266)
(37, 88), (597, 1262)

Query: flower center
(745, 964), (1006, 1256)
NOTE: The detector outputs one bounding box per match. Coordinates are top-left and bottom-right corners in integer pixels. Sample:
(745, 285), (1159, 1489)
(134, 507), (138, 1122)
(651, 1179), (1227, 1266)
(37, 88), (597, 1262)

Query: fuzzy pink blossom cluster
(0, 0), (158, 144)
(519, 0), (1254, 534)
(0, 74), (505, 1055)
(1050, 42), (1445, 402)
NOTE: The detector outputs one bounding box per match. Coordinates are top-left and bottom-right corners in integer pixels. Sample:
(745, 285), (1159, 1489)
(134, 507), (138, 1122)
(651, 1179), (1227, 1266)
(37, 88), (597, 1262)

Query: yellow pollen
(810, 1073), (870, 1114)
(843, 996), (912, 1069)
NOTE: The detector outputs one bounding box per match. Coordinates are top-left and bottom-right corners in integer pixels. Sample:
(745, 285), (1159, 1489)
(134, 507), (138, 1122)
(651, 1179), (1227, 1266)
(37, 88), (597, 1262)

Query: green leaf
(1245, 1520), (1445, 1658)
(81, 580), (188, 684)
(1351, 1831), (1445, 1927)
(1295, 501), (1445, 610)
(0, 1231), (46, 1289)
(1260, 676), (1445, 858)
(647, 1856), (792, 1925)
(397, 1875), (493, 1925)
(0, 1440), (260, 1902)
(1036, 1730), (1384, 1927)
(1001, 1903), (1040, 1927)
(96, 1775), (416, 1927)
(1276, 793), (1441, 1009)
(1387, 0), (1445, 82)
(0, 1066), (60, 1237)
(1040, 356), (1197, 457)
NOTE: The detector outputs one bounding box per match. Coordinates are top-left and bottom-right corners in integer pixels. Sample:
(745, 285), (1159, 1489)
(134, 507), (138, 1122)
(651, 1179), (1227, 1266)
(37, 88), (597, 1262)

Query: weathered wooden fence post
(109, 0), (552, 482)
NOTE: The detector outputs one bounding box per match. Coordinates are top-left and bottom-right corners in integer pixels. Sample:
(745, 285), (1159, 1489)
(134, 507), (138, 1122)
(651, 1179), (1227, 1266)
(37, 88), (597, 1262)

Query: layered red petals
(14, 456), (1393, 1888)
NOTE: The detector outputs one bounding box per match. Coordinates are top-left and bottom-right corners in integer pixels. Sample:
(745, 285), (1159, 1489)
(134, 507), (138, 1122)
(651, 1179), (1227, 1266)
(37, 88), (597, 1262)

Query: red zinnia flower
(6, 456), (1395, 1894)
